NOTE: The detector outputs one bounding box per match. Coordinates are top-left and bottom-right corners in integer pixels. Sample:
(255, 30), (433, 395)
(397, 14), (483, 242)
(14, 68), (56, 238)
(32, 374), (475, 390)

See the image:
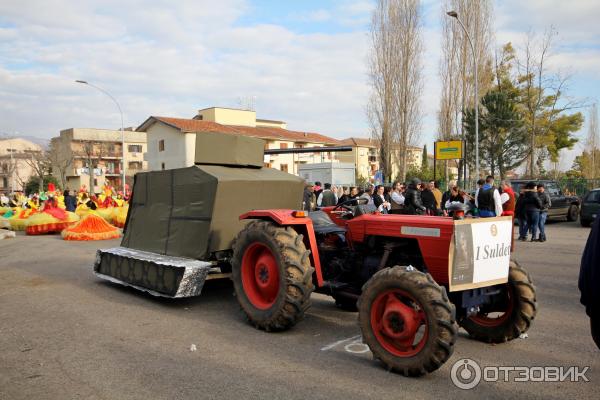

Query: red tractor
(232, 202), (536, 376)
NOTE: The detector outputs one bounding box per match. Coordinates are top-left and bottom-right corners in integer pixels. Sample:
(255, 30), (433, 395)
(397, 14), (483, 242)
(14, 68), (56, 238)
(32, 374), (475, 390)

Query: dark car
(510, 179), (580, 222)
(580, 189), (600, 227)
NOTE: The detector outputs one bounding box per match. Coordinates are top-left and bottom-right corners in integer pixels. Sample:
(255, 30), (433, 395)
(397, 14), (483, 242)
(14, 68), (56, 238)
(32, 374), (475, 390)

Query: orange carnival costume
(62, 213), (121, 241)
(25, 198), (79, 235)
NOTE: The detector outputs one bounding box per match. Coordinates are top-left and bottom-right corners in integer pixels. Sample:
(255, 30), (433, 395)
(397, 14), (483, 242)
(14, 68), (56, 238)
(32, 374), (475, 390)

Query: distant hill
(0, 134), (50, 149)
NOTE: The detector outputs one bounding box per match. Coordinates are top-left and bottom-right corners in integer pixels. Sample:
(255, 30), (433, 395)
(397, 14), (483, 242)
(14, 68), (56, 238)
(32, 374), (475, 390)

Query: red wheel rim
(370, 289), (428, 357)
(470, 284), (514, 327)
(241, 242), (280, 310)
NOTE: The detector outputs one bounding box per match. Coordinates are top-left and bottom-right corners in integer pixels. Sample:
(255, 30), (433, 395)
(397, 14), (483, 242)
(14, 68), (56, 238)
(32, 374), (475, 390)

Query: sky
(1, 0), (599, 170)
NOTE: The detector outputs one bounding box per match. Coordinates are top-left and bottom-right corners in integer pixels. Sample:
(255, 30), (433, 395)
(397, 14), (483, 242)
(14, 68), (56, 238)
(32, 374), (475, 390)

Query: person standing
(389, 181), (405, 214)
(313, 181), (322, 199)
(579, 215), (600, 349)
(476, 176), (503, 218)
(518, 182), (542, 241)
(537, 183), (551, 242)
(64, 190), (77, 212)
(404, 178), (426, 215)
(360, 184), (375, 206)
(302, 184), (316, 211)
(337, 186), (351, 205)
(441, 180), (456, 213)
(317, 183), (338, 207)
(373, 185), (391, 213)
(421, 182), (437, 215)
(500, 180), (516, 217)
(0, 192), (8, 207)
(431, 181), (443, 212)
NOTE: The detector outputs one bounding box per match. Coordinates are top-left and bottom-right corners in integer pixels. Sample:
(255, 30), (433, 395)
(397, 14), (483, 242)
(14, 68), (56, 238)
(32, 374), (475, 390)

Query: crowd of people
(0, 183), (129, 239)
(302, 176), (551, 243)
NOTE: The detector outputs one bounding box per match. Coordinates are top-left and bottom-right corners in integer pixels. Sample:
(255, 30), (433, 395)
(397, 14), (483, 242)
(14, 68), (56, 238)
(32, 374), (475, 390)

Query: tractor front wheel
(232, 220), (314, 331)
(358, 266), (458, 377)
(459, 261), (537, 343)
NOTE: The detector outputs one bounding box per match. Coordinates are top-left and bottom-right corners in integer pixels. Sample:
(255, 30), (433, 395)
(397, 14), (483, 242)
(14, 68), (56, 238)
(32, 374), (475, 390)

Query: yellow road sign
(435, 140), (463, 160)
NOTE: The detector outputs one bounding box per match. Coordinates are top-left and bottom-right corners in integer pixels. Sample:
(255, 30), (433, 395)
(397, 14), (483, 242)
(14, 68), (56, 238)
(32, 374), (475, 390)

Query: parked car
(580, 188), (600, 227)
(510, 179), (580, 221)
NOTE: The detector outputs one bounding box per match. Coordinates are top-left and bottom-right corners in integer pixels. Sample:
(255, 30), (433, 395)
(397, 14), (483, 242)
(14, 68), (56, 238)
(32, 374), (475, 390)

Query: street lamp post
(447, 10), (479, 184)
(75, 80), (126, 196)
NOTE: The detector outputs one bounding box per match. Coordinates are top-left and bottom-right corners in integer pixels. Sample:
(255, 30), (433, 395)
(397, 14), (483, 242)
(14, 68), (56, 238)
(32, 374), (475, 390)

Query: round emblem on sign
(490, 224), (498, 236)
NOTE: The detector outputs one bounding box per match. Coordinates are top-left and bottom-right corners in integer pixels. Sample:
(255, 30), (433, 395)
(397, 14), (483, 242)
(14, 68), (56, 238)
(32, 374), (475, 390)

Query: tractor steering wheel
(333, 197), (367, 212)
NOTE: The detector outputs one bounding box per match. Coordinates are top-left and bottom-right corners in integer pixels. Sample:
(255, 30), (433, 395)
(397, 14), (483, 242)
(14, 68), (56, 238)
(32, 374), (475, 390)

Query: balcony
(74, 152), (122, 159)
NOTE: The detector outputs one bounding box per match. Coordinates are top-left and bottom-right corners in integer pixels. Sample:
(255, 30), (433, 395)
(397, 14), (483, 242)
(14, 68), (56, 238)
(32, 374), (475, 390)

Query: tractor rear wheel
(232, 220), (314, 331)
(358, 266), (457, 377)
(459, 260), (537, 343)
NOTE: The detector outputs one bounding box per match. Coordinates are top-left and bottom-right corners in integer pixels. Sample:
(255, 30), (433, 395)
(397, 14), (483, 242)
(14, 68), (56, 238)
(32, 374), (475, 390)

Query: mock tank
(94, 132), (305, 297)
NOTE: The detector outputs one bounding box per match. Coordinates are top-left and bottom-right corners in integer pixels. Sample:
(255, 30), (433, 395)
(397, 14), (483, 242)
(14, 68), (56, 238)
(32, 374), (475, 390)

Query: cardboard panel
(195, 132), (265, 168)
(122, 167), (217, 258)
(448, 216), (513, 291)
(203, 165), (305, 252)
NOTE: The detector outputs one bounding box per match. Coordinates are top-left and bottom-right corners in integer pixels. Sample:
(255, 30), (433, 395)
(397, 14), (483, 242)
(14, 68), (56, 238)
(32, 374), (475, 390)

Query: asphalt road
(1, 220), (598, 400)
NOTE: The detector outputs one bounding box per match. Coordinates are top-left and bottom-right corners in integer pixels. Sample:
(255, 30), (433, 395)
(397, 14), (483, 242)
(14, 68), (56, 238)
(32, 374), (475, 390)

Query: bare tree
(47, 138), (73, 190)
(24, 150), (51, 191)
(438, 0), (494, 179)
(517, 28), (585, 177)
(367, 0), (423, 183)
(79, 141), (106, 193)
(585, 103), (599, 178)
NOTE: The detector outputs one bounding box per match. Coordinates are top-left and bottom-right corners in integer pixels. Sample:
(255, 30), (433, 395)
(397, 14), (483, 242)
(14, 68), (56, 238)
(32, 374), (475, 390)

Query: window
(280, 143), (288, 149)
(158, 140), (165, 152)
(161, 162), (166, 170)
(108, 144), (115, 153)
(585, 190), (600, 203)
(93, 178), (98, 186)
(128, 145), (142, 153)
(2, 177), (7, 188)
(197, 115), (203, 120)
(280, 164), (288, 172)
(545, 182), (560, 196)
(129, 161), (143, 170)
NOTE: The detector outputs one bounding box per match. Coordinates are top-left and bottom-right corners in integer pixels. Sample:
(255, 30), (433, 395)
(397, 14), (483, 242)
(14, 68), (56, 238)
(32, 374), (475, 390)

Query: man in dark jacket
(64, 190), (77, 212)
(516, 182), (542, 242)
(404, 178), (426, 215)
(420, 182), (437, 215)
(537, 183), (551, 242)
(579, 216), (600, 349)
(302, 184), (316, 211)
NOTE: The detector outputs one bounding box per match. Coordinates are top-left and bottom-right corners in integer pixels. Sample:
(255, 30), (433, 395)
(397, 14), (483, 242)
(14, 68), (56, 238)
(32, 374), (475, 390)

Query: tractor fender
(239, 210), (325, 287)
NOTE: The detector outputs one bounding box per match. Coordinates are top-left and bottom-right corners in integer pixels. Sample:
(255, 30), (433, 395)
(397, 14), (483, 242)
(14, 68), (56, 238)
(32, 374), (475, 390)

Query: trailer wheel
(232, 220), (314, 331)
(358, 266), (457, 377)
(459, 261), (537, 343)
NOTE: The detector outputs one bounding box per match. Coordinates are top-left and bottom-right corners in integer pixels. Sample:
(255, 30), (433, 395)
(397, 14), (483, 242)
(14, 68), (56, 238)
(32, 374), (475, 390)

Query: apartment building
(52, 128), (147, 193)
(140, 107), (341, 174)
(338, 138), (423, 181)
(0, 138), (43, 193)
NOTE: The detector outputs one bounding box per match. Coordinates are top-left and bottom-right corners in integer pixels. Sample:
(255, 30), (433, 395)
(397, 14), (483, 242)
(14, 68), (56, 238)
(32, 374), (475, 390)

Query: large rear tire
(358, 266), (457, 377)
(459, 261), (537, 343)
(232, 220), (314, 331)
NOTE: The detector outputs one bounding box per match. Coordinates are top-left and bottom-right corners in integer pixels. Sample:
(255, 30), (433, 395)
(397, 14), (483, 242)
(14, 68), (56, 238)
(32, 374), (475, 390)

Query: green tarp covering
(121, 165), (304, 260)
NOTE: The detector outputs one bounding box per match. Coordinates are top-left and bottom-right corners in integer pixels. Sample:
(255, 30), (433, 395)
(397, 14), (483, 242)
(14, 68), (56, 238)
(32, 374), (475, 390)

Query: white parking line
(320, 335), (362, 351)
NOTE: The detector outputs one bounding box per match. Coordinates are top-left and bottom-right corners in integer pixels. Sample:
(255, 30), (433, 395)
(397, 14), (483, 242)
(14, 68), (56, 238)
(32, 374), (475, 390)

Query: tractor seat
(308, 211), (347, 235)
(353, 204), (378, 217)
